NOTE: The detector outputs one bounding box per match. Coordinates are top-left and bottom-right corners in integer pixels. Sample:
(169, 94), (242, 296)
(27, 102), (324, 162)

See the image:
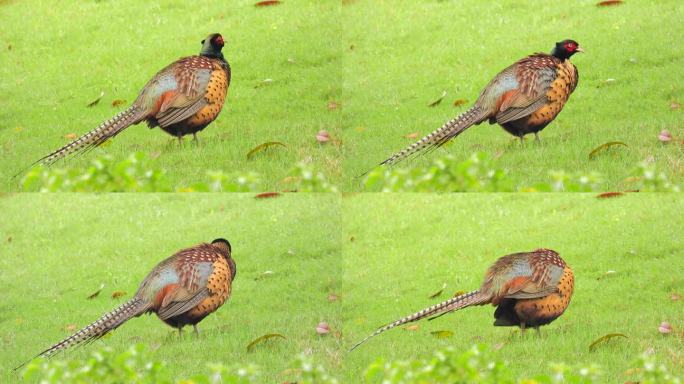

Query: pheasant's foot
(193, 324), (200, 336)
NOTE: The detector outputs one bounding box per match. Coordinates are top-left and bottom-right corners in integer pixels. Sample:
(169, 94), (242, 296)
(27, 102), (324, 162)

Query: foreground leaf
(246, 333), (286, 352)
(589, 333), (627, 351)
(86, 283), (105, 299)
(428, 283), (447, 299)
(428, 90), (447, 107)
(86, 91), (104, 107)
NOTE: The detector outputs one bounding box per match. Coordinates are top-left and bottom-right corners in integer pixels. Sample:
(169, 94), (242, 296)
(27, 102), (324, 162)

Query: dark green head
(551, 39), (583, 60)
(200, 33), (226, 59)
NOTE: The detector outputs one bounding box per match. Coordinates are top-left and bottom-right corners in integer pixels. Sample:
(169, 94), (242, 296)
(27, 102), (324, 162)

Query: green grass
(341, 194), (684, 381)
(0, 0), (344, 191)
(0, 194), (343, 382)
(340, 0), (684, 190)
(2, 1), (684, 191)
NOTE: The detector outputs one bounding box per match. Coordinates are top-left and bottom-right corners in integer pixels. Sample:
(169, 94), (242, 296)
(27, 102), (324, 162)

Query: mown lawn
(0, 194), (343, 382)
(342, 193), (684, 381)
(2, 1), (683, 191)
(0, 0), (344, 191)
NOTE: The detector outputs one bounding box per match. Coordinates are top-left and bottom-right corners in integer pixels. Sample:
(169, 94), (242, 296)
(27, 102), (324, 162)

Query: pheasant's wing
(137, 56), (213, 127)
(494, 55), (559, 124)
(156, 286), (210, 320)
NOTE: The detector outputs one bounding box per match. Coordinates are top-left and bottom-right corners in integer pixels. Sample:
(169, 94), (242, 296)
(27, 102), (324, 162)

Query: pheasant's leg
(534, 132), (541, 142)
(178, 327), (183, 338)
(193, 324), (200, 336)
(534, 326), (541, 338)
(518, 135), (525, 144)
(192, 133), (198, 142)
(520, 322), (526, 338)
(177, 131), (183, 146)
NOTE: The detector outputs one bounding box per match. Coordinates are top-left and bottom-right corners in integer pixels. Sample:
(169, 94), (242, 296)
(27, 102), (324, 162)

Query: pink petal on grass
(658, 321), (672, 334)
(316, 130), (330, 143)
(659, 130), (673, 143)
(316, 322), (330, 335)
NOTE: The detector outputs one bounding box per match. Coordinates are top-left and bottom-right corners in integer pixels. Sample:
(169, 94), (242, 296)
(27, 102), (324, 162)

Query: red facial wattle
(214, 35), (224, 47)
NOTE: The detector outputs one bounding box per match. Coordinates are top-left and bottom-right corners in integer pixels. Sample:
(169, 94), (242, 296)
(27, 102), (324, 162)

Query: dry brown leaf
(111, 291), (126, 299)
(429, 283), (447, 299)
(452, 290), (466, 298)
(659, 130), (673, 143)
(597, 0), (624, 6)
(255, 192), (281, 199)
(327, 293), (339, 302)
(111, 99), (126, 108)
(671, 101), (681, 110)
(86, 91), (105, 108)
(86, 283), (105, 299)
(65, 324), (77, 332)
(588, 333), (627, 351)
(453, 99), (467, 107)
(404, 324), (419, 331)
(428, 90), (447, 107)
(596, 192), (624, 199)
(246, 141), (286, 159)
(588, 141), (628, 159)
(64, 133), (78, 140)
(255, 0), (281, 6)
(404, 132), (419, 139)
(670, 292), (682, 302)
(246, 333), (286, 352)
(327, 101), (339, 110)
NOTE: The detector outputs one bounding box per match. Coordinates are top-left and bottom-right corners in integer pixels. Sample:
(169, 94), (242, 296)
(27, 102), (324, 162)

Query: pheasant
(33, 33), (231, 166)
(350, 248), (573, 351)
(378, 40), (583, 167)
(17, 238), (236, 368)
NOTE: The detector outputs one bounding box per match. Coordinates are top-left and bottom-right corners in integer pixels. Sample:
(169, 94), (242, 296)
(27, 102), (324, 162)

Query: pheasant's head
(551, 39), (583, 60)
(211, 238), (232, 256)
(200, 33), (226, 59)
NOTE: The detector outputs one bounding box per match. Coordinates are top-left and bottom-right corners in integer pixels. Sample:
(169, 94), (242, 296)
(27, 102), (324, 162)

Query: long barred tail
(15, 297), (149, 370)
(34, 105), (144, 167)
(349, 290), (487, 352)
(378, 106), (486, 167)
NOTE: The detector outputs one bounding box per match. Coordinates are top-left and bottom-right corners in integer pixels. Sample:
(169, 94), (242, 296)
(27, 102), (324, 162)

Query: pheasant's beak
(575, 47), (585, 53)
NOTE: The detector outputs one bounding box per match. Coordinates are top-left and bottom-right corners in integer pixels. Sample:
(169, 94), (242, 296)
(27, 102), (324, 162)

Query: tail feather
(34, 106), (144, 167)
(378, 106), (486, 167)
(349, 290), (488, 352)
(15, 297), (149, 370)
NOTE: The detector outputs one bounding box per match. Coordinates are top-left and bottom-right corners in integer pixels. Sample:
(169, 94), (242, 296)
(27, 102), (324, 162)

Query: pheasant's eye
(213, 36), (224, 47)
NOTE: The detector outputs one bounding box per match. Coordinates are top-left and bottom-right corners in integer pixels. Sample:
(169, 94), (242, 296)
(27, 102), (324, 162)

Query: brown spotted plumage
(16, 239), (235, 368)
(350, 249), (573, 351)
(377, 40), (582, 167)
(30, 33), (231, 167)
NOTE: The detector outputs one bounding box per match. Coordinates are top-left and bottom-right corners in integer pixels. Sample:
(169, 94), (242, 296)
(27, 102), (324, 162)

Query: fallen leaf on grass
(588, 141), (628, 159)
(659, 129), (673, 143)
(452, 290), (466, 298)
(404, 325), (419, 331)
(428, 283), (447, 299)
(404, 132), (419, 139)
(453, 99), (467, 107)
(316, 130), (330, 143)
(431, 330), (454, 339)
(255, 192), (281, 199)
(316, 322), (330, 335)
(596, 192), (624, 199)
(588, 333), (627, 351)
(255, 0), (281, 6)
(327, 101), (339, 110)
(65, 324), (77, 332)
(246, 333), (286, 352)
(254, 270), (274, 281)
(428, 90), (447, 107)
(111, 291), (126, 299)
(327, 293), (339, 302)
(111, 99), (126, 108)
(64, 133), (78, 140)
(86, 91), (105, 108)
(597, 270), (617, 280)
(246, 141), (286, 159)
(597, 0), (623, 6)
(658, 321), (672, 334)
(671, 292), (682, 302)
(7, 236), (12, 243)
(671, 101), (681, 110)
(86, 283), (105, 299)
(254, 78), (273, 88)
